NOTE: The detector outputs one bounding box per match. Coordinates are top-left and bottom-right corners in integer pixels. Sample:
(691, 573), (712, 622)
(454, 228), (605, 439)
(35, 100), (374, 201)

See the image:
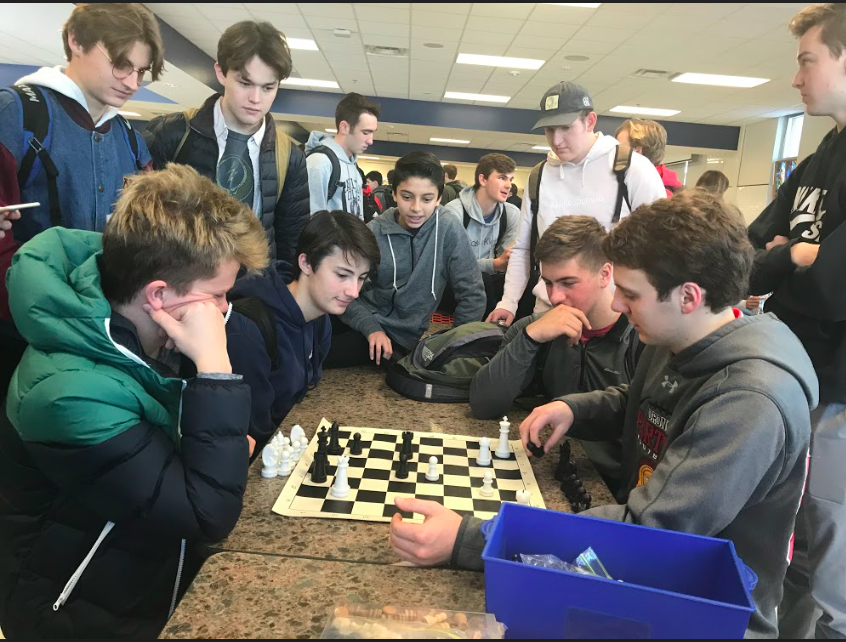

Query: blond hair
(615, 119), (667, 165)
(101, 164), (268, 303)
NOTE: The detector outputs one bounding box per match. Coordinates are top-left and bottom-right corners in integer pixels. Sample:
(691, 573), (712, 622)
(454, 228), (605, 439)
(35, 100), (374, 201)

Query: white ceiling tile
(412, 25), (464, 41)
(359, 21), (410, 36)
(305, 16), (359, 31)
(704, 20), (779, 41)
(559, 39), (619, 55)
(456, 42), (510, 56)
(250, 12), (308, 30)
(298, 3), (356, 19)
(193, 4), (249, 21)
(355, 5), (410, 23)
(412, 3), (472, 15)
(527, 4), (596, 25)
(244, 3), (301, 14)
(509, 35), (568, 52)
(519, 22), (579, 39)
(572, 25), (633, 44)
(665, 4), (743, 20)
(410, 11), (447, 27)
(471, 3), (535, 19)
(464, 16), (522, 35)
(585, 10), (653, 30)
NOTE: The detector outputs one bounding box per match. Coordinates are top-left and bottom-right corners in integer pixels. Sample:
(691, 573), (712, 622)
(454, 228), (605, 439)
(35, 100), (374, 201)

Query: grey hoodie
(453, 313), (818, 639)
(340, 208), (485, 351)
(305, 131), (363, 218)
(443, 187), (520, 275)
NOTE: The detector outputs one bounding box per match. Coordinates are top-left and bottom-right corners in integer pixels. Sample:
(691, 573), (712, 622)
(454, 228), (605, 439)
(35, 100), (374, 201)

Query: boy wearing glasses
(0, 3), (164, 398)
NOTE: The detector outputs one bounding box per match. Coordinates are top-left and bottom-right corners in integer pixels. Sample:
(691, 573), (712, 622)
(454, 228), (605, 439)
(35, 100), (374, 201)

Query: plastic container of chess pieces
(481, 503), (758, 639)
(320, 603), (504, 639)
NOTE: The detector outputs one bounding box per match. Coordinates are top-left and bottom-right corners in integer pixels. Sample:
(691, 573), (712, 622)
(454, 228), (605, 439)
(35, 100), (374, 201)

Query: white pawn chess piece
(260, 444), (279, 479)
(496, 416), (511, 459)
(476, 437), (492, 467)
(291, 439), (302, 461)
(516, 489), (531, 505)
(299, 437), (309, 458)
(272, 433), (284, 449)
(480, 471), (495, 497)
(331, 455), (351, 498)
(277, 448), (293, 477)
(282, 437), (291, 451)
(425, 456), (439, 482)
(290, 424), (305, 446)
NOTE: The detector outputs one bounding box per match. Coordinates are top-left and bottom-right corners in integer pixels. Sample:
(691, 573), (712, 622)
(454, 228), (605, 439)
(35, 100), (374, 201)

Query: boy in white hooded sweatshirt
(488, 82), (666, 327)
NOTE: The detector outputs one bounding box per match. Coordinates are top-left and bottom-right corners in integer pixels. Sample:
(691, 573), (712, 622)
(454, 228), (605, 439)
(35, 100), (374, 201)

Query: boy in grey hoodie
(305, 93), (380, 220)
(443, 153), (520, 317)
(390, 190), (817, 639)
(326, 152), (486, 368)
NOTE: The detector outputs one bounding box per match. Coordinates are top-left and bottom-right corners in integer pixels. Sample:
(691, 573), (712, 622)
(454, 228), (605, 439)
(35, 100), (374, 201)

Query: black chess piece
(401, 431), (414, 461)
(317, 427), (329, 454)
(327, 421), (344, 456)
(311, 451), (328, 484)
(396, 453), (410, 479)
(349, 432), (363, 456)
(555, 442), (573, 481)
(526, 439), (544, 458)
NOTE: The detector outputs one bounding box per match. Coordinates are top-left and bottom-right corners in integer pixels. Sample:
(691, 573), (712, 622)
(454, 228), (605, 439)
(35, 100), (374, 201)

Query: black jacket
(0, 313), (252, 638)
(469, 312), (642, 492)
(749, 125), (846, 403)
(143, 94), (309, 263)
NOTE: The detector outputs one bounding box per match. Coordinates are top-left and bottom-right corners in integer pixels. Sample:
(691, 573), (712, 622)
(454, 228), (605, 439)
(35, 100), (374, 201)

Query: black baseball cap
(532, 81), (594, 131)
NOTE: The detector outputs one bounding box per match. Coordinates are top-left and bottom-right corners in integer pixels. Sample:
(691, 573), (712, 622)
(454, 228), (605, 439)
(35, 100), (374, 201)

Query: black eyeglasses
(97, 44), (152, 87)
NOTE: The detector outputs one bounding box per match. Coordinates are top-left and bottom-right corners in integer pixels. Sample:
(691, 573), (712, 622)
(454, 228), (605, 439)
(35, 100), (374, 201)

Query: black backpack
(306, 145), (366, 209)
(372, 184), (395, 213)
(230, 297), (280, 369)
(527, 144), (632, 272)
(12, 84), (143, 228)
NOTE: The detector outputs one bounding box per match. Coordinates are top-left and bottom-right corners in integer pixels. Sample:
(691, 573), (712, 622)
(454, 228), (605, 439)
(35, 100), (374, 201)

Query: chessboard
(272, 418), (546, 523)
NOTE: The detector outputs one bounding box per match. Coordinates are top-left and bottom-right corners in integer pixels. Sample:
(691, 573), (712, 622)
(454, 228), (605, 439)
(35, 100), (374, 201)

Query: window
(781, 114), (804, 160)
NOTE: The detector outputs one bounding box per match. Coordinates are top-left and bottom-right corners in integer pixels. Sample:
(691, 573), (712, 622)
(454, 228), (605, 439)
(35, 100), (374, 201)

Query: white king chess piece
(496, 416), (511, 459)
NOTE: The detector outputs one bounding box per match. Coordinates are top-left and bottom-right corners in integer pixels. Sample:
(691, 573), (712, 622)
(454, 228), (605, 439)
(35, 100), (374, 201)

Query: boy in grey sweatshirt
(389, 190), (817, 639)
(326, 152), (486, 368)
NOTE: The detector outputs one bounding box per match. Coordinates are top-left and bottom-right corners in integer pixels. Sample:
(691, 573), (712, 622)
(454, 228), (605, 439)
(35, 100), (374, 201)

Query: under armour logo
(661, 376), (678, 394)
(582, 96), (591, 107)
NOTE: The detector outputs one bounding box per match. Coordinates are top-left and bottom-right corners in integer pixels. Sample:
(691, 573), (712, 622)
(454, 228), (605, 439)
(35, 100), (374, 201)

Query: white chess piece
(260, 445), (279, 479)
(282, 437), (291, 450)
(425, 456), (439, 482)
(331, 455), (351, 498)
(496, 416), (511, 459)
(299, 437), (309, 459)
(272, 433), (284, 449)
(277, 449), (293, 477)
(480, 471), (495, 497)
(516, 489), (531, 505)
(476, 437), (492, 467)
(290, 424), (305, 445)
(291, 439), (302, 461)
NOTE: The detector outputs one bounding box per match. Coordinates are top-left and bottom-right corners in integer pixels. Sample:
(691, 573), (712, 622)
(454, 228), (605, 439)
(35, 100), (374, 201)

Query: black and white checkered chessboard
(272, 418), (545, 523)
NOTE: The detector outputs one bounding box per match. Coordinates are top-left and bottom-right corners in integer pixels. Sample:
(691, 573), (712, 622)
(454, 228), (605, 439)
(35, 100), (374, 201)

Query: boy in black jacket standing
(748, 5), (846, 638)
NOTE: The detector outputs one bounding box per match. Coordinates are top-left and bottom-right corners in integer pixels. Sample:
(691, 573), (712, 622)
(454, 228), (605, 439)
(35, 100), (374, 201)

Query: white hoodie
(16, 66), (121, 127)
(498, 133), (666, 314)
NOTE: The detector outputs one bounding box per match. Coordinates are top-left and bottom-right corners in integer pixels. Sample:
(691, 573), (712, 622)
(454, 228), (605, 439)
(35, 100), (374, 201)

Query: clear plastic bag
(320, 604), (505, 639)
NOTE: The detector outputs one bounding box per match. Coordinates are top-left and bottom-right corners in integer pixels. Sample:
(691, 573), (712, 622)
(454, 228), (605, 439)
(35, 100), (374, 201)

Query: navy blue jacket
(227, 261), (332, 453)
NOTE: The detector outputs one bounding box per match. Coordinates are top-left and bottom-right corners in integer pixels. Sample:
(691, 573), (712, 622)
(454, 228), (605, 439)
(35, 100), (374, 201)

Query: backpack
(527, 144), (632, 271)
(385, 322), (505, 402)
(306, 145), (366, 207)
(12, 84), (143, 228)
(173, 110), (292, 203)
(230, 297), (280, 369)
(362, 188), (379, 223)
(372, 184), (395, 213)
(229, 296), (328, 373)
(462, 203), (507, 254)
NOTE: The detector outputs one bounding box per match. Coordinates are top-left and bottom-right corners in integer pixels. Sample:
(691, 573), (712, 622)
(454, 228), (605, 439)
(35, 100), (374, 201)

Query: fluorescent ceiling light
(286, 38), (319, 51)
(281, 77), (340, 88)
(430, 137), (470, 144)
(359, 155), (381, 160)
(671, 72), (769, 88)
(118, 111), (141, 117)
(445, 91), (510, 104)
(457, 53), (545, 70)
(610, 105), (681, 117)
(546, 3), (602, 7)
(533, 145), (551, 151)
(325, 128), (338, 133)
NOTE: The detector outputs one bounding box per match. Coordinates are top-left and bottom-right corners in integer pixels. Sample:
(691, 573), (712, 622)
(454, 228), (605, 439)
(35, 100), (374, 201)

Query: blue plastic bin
(481, 503), (757, 639)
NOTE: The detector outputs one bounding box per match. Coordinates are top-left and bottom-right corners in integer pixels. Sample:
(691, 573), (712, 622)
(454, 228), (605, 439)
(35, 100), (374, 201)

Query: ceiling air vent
(630, 69), (672, 79)
(365, 45), (408, 58)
